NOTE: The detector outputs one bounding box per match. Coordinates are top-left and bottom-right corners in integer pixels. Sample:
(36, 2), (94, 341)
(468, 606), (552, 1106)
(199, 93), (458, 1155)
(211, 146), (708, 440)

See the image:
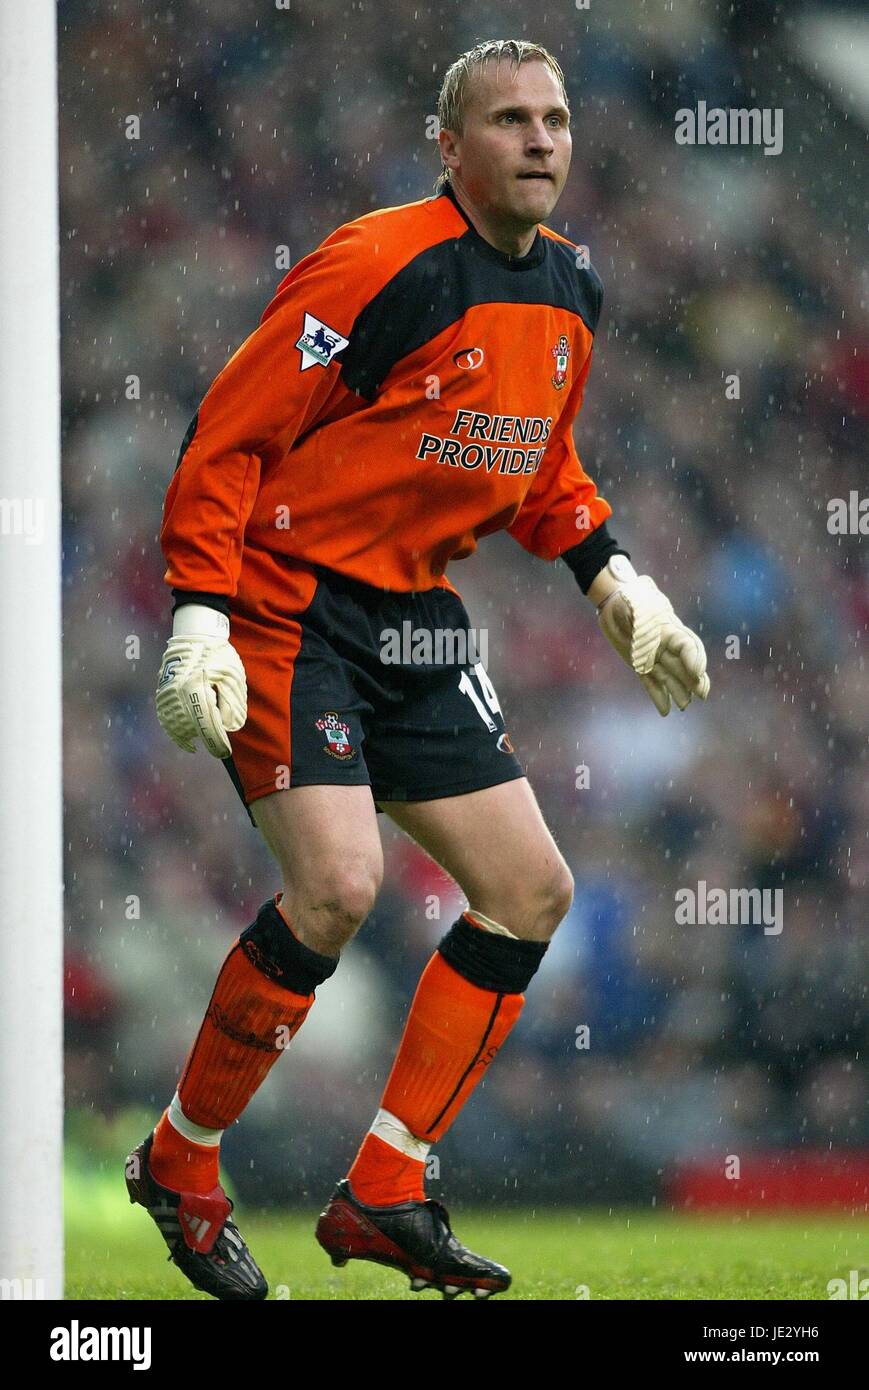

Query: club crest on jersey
(551, 334), (570, 389)
(296, 313), (349, 371)
(315, 711), (355, 760)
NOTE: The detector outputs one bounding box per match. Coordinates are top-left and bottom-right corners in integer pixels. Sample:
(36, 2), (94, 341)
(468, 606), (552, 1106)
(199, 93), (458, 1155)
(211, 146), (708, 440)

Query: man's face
(441, 59), (571, 225)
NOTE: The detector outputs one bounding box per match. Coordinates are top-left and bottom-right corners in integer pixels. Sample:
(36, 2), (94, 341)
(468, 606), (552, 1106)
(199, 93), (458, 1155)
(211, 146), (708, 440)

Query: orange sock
(176, 939), (314, 1129)
(347, 1131), (427, 1206)
(347, 944), (526, 1206)
(148, 935), (315, 1195)
(149, 1107), (220, 1194)
(382, 951), (524, 1139)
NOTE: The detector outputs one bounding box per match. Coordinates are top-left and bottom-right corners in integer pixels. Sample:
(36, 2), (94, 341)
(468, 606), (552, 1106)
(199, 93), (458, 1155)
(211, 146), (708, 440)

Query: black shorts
(222, 550), (526, 826)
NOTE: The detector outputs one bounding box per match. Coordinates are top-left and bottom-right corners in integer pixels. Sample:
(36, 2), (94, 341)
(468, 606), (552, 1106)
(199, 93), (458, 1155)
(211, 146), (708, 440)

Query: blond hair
(434, 39), (568, 193)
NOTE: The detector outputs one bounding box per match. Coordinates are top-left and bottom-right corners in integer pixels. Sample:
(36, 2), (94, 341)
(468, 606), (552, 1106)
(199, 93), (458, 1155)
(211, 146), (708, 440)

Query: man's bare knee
(541, 860), (574, 934)
(514, 859), (573, 940)
(474, 858), (574, 941)
(286, 862), (382, 953)
(251, 786), (383, 953)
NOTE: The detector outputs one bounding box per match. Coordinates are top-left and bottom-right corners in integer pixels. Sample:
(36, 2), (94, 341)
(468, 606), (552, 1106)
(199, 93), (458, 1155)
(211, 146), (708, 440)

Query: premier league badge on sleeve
(296, 313), (350, 371)
(551, 333), (570, 389)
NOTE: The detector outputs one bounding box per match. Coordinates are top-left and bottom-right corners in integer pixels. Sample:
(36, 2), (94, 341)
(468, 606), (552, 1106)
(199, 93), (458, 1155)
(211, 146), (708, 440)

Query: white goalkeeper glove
(155, 603), (247, 757)
(593, 555), (710, 716)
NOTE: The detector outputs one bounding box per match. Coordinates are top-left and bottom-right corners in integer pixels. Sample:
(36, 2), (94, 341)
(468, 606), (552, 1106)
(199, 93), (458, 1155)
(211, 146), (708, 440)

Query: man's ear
(438, 126), (459, 176)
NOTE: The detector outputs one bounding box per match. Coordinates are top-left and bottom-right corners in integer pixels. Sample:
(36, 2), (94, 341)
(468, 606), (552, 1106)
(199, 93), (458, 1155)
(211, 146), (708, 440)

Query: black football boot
(125, 1130), (268, 1300)
(315, 1178), (511, 1299)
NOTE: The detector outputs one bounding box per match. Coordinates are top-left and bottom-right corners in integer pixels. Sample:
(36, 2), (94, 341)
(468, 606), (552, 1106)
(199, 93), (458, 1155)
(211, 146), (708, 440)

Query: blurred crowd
(60, 0), (868, 1205)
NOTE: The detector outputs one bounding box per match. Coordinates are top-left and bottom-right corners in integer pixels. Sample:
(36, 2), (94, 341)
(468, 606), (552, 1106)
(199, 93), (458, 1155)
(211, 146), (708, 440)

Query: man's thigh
(251, 782), (383, 881)
(378, 778), (573, 940)
(251, 784), (384, 931)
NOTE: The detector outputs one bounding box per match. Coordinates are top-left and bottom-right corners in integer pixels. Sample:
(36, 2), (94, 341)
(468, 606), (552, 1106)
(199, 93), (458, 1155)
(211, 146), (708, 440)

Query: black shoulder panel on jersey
(338, 197), (604, 402)
(174, 410), (200, 473)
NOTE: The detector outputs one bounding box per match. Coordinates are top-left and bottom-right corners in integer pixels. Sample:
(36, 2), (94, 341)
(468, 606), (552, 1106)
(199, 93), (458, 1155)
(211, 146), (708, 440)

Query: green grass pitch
(65, 1160), (867, 1300)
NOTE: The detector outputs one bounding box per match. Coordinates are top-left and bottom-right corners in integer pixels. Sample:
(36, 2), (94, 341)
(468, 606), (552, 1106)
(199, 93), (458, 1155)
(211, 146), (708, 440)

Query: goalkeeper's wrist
(172, 587), (231, 621)
(172, 603), (230, 640)
(588, 554), (639, 610)
(559, 521), (630, 594)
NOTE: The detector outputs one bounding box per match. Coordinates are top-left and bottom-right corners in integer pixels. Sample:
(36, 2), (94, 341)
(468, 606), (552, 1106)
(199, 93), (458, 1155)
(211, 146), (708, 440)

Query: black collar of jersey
(438, 180), (546, 272)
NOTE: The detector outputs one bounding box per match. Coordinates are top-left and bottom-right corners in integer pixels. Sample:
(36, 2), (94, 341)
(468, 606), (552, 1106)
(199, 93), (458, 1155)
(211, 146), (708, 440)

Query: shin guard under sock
(151, 894), (338, 1191)
(347, 912), (548, 1205)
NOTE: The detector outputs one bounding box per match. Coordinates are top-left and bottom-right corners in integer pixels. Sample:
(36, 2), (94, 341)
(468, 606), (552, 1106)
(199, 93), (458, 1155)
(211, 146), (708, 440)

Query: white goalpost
(0, 0), (64, 1299)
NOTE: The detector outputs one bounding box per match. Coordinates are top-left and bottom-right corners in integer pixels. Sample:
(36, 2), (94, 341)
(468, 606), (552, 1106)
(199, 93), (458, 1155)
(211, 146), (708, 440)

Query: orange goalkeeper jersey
(161, 181), (612, 599)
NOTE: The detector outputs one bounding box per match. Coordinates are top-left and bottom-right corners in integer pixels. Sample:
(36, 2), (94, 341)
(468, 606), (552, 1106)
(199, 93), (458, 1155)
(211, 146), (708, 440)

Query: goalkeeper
(129, 38), (709, 1302)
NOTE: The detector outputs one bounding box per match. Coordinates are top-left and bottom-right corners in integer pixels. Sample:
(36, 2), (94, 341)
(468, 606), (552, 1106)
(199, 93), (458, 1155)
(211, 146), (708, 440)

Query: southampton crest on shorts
(315, 711), (355, 760)
(551, 333), (570, 389)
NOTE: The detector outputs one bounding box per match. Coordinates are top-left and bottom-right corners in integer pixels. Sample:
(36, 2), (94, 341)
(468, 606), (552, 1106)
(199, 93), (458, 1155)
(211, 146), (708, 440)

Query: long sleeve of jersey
(162, 180), (615, 600)
(161, 220), (392, 598)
